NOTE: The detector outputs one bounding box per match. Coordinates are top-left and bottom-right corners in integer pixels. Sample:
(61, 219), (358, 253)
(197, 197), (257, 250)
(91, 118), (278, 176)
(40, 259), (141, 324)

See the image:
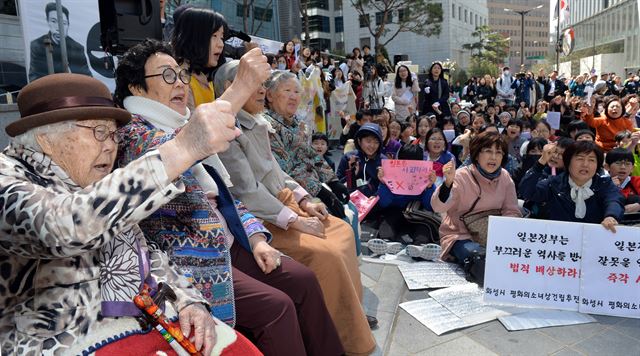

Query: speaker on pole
(99, 0), (162, 55)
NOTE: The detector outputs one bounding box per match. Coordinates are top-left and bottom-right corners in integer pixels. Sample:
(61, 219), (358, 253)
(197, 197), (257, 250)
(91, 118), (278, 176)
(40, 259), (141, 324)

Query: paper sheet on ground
(498, 309), (597, 331)
(399, 298), (471, 335)
(398, 261), (470, 290)
(429, 284), (513, 324)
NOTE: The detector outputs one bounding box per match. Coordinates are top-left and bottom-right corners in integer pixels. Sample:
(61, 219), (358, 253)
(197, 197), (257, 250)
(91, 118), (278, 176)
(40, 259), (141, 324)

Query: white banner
(226, 35), (283, 55)
(19, 0), (115, 89)
(579, 225), (640, 318)
(484, 217), (584, 311)
(485, 217), (640, 319)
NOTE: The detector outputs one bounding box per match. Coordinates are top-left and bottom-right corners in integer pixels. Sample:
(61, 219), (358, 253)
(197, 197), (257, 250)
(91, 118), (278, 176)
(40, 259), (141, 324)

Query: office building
(487, 0), (549, 70)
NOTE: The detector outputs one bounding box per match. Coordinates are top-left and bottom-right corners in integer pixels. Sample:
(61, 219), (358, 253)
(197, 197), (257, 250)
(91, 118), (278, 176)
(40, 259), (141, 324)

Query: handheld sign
(546, 111), (561, 130)
(381, 160), (433, 196)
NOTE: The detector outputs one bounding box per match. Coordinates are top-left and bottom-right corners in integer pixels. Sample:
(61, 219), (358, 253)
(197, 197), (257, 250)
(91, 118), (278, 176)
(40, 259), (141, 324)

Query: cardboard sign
(546, 111), (561, 130)
(484, 217), (584, 311)
(349, 190), (379, 222)
(381, 160), (433, 196)
(579, 225), (640, 318)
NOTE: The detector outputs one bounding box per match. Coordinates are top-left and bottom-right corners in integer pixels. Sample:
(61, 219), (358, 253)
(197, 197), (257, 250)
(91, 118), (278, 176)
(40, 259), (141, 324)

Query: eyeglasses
(76, 124), (120, 143)
(144, 67), (191, 85)
(612, 161), (633, 167)
(428, 137), (445, 142)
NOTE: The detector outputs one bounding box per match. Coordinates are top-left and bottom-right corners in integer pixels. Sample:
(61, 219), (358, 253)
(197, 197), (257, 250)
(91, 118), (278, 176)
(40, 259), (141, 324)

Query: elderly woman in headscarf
(0, 74), (260, 355)
(214, 60), (376, 356)
(115, 40), (342, 356)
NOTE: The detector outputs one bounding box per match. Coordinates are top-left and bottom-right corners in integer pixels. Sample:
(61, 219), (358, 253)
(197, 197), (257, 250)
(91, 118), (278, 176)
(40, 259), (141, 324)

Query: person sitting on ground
(0, 73), (260, 355)
(337, 123), (386, 198)
(431, 131), (522, 263)
(312, 132), (335, 170)
(567, 119), (590, 139)
(421, 128), (455, 186)
(398, 120), (415, 145)
(614, 130), (640, 176)
(213, 61), (376, 354)
(575, 129), (596, 142)
(370, 143), (439, 256)
(340, 110), (371, 146)
(512, 137), (548, 188)
(376, 115), (402, 159)
(605, 148), (640, 213)
(388, 118), (402, 141)
(581, 95), (638, 151)
(115, 40), (343, 356)
(411, 115), (432, 149)
(519, 140), (624, 230)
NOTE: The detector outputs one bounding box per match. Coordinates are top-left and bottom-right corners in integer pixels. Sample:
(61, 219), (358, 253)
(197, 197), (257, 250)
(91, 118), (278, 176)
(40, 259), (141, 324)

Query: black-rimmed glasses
(76, 124), (121, 143)
(144, 68), (191, 85)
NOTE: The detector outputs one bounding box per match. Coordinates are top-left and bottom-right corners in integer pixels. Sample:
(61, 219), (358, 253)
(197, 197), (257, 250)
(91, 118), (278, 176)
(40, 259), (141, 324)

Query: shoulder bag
(459, 167), (501, 246)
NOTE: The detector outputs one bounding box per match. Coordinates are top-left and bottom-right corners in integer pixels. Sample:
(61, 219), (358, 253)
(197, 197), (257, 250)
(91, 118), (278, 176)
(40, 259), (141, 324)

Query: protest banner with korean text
(579, 225), (640, 318)
(381, 160), (433, 196)
(484, 216), (584, 311)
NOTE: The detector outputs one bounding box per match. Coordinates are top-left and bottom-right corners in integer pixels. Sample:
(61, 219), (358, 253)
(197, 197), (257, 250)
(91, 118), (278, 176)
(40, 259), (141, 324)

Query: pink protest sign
(381, 160), (433, 196)
(350, 190), (379, 222)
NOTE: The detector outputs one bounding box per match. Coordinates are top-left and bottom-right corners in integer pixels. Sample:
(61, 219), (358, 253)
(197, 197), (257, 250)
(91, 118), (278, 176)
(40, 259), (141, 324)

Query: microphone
(225, 28), (251, 43)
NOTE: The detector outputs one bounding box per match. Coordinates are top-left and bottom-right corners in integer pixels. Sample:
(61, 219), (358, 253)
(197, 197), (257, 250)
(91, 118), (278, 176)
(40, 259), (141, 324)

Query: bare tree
(234, 0), (275, 36)
(350, 0), (443, 54)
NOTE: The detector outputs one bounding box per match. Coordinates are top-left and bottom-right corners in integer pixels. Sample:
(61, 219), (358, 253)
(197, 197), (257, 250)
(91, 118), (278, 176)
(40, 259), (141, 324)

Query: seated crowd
(1, 6), (640, 356)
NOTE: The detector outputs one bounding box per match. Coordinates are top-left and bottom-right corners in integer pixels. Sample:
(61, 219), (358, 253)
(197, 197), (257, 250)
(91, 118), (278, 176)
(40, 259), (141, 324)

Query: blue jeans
(450, 239), (484, 263)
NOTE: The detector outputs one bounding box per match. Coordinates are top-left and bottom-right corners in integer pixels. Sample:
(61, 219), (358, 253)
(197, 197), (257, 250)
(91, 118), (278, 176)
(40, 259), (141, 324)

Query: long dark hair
(172, 7), (227, 74)
(394, 65), (414, 89)
(427, 62), (443, 81)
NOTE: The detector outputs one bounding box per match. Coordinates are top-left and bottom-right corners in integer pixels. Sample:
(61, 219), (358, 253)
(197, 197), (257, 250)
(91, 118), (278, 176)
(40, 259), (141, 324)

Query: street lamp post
(504, 4), (544, 70)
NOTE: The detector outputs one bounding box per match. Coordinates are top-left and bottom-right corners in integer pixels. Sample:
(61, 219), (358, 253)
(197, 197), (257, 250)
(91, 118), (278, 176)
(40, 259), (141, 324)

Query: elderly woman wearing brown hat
(0, 73), (261, 355)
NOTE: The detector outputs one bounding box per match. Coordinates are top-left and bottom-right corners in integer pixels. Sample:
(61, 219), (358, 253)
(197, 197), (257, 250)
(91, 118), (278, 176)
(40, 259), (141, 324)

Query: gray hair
(264, 71), (301, 94)
(213, 60), (240, 98)
(12, 121), (76, 152)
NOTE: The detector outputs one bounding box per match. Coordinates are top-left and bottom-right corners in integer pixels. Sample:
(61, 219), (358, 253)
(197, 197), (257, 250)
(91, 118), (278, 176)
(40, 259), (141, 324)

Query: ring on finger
(276, 257), (281, 266)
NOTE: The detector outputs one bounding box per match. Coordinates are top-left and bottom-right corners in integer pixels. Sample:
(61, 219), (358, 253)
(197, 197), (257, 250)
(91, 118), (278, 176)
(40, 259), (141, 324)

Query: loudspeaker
(99, 0), (162, 55)
(393, 54), (408, 67)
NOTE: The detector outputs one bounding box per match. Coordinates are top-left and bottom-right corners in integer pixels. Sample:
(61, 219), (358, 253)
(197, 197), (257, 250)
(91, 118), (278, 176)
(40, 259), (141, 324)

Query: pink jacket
(431, 165), (521, 260)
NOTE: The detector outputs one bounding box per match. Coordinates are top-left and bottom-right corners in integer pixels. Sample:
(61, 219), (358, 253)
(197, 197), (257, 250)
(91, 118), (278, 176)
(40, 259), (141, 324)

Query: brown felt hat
(6, 73), (131, 137)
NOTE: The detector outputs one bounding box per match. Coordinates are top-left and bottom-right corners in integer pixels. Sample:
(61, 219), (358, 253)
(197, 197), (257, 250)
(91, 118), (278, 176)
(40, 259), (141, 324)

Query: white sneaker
(406, 244), (442, 261)
(366, 238), (404, 256)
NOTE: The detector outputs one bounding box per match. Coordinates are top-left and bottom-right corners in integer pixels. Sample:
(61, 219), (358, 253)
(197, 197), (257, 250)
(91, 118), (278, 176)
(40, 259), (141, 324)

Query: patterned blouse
(264, 109), (337, 196)
(118, 115), (271, 327)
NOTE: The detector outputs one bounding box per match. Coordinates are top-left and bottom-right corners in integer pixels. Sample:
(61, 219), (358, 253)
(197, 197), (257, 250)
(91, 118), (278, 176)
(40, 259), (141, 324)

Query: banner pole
(55, 0), (70, 73)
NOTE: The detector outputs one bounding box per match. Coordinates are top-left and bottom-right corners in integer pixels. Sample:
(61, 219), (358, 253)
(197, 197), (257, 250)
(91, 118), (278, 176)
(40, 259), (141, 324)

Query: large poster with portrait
(19, 0), (115, 89)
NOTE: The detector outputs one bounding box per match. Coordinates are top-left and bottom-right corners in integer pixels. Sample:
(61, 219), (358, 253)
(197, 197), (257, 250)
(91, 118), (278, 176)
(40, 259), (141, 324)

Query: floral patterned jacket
(0, 144), (206, 355)
(265, 109), (338, 196)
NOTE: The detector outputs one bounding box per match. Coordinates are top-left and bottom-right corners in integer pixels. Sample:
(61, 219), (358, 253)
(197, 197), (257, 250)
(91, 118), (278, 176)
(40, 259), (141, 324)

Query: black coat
(519, 162), (624, 223)
(29, 33), (92, 81)
(422, 77), (451, 117)
(542, 78), (568, 101)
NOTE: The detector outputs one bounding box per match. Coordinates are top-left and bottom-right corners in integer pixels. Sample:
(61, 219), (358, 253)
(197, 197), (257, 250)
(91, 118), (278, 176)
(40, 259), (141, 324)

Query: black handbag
(402, 200), (441, 244)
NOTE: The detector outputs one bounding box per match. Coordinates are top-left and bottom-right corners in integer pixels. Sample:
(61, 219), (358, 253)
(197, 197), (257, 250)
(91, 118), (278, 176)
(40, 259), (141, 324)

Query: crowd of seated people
(2, 5), (640, 356)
